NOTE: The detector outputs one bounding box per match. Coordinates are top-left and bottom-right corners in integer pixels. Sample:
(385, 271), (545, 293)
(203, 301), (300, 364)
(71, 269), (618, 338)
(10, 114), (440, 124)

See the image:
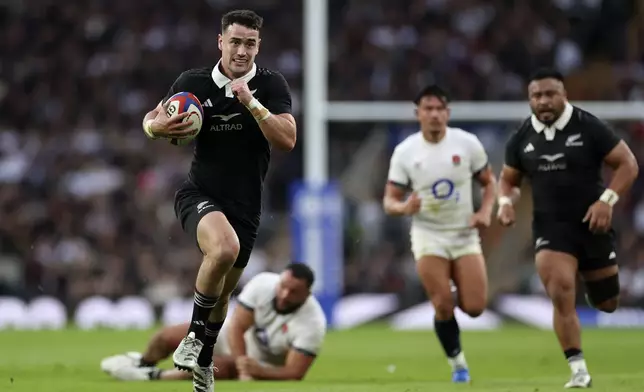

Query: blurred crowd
(1, 0), (643, 307)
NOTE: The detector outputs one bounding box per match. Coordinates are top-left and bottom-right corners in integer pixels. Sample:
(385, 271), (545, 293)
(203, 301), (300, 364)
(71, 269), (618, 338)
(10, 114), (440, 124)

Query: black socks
(188, 290), (218, 339)
(434, 316), (462, 358)
(564, 348), (583, 363)
(197, 320), (225, 367)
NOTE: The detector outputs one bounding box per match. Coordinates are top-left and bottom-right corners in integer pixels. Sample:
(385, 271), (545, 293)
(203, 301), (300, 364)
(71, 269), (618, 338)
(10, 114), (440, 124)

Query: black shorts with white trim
(174, 180), (258, 268)
(532, 220), (617, 271)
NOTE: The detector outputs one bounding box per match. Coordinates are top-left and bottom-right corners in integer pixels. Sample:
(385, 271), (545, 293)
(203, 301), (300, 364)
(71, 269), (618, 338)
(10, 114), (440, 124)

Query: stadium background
(1, 0), (644, 333)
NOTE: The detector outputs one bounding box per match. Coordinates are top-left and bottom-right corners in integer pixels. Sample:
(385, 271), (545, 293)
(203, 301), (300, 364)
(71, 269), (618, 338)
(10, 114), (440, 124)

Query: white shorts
(410, 226), (482, 261)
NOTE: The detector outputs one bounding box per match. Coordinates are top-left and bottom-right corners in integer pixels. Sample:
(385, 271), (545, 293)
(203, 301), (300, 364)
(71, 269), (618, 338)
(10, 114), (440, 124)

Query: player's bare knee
(201, 234), (240, 271)
(460, 302), (485, 318)
(215, 238), (240, 265)
(462, 307), (484, 318)
(197, 213), (241, 270)
(457, 290), (487, 317)
(545, 279), (575, 309)
(433, 295), (455, 319)
(548, 282), (575, 301)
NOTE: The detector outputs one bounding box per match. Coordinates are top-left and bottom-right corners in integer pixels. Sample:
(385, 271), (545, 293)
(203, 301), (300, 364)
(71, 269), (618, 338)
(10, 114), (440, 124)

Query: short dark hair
(222, 10), (263, 33)
(529, 68), (564, 83)
(285, 262), (315, 288)
(413, 84), (450, 106)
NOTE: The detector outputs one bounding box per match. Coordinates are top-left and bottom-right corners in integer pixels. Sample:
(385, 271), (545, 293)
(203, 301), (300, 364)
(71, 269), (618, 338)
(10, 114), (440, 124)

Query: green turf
(1, 325), (643, 391)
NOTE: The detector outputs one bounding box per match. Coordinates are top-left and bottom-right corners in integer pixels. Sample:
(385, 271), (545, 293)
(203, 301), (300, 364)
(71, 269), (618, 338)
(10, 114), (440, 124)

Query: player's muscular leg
(195, 212), (241, 297)
(452, 254), (488, 317)
(536, 250), (580, 351)
(142, 324), (189, 364)
(417, 256), (454, 319)
(188, 211), (242, 369)
(418, 255), (468, 371)
(210, 267), (245, 322)
(173, 211), (240, 370)
(580, 265), (620, 313)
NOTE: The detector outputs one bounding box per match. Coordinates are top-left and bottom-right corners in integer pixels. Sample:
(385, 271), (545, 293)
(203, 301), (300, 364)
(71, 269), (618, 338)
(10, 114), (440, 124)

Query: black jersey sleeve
(264, 72), (292, 115)
(504, 129), (524, 172)
(590, 119), (621, 159)
(162, 71), (190, 103)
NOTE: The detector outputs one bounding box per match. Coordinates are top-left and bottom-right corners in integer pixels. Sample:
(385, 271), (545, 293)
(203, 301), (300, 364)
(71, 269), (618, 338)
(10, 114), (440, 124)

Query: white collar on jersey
(211, 60), (257, 97)
(531, 102), (574, 141)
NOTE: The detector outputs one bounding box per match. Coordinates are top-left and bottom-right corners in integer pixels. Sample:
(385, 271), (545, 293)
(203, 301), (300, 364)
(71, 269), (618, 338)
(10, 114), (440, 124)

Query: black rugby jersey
(163, 61), (292, 221)
(504, 103), (621, 223)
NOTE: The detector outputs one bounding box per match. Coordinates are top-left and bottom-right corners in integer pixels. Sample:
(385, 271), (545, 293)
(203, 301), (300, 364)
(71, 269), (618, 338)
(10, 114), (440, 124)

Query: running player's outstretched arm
(384, 183), (411, 216)
(498, 131), (524, 204)
(231, 73), (296, 151)
(496, 131), (524, 226)
(595, 124), (639, 199)
(251, 322), (325, 380)
(228, 276), (265, 358)
(227, 303), (254, 358)
(582, 122), (638, 232)
(498, 167), (522, 204)
(383, 145), (419, 216)
(249, 348), (316, 381)
(470, 137), (497, 218)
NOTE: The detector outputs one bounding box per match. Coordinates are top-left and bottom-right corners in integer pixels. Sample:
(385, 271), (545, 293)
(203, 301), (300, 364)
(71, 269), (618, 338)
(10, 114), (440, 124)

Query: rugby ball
(165, 92), (204, 145)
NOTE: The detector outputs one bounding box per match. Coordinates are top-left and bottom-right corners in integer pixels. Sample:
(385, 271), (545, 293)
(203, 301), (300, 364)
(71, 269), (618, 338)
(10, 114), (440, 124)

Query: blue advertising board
(290, 181), (343, 327)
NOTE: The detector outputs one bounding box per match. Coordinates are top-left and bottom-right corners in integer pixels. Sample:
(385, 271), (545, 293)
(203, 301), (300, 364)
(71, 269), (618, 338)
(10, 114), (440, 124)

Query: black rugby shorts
(532, 220), (617, 271)
(174, 181), (258, 268)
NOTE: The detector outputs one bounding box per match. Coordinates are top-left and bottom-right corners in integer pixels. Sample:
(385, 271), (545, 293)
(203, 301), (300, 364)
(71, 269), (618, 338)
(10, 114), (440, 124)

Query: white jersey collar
(531, 102), (573, 140)
(211, 60), (257, 88)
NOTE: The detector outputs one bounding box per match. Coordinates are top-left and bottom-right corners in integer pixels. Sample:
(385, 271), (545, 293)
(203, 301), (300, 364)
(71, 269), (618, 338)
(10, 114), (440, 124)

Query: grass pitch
(1, 325), (642, 391)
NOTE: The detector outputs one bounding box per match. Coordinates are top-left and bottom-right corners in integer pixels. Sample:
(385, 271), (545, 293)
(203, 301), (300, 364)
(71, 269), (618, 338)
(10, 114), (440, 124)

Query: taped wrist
(246, 98), (272, 122)
(599, 189), (619, 206)
(143, 119), (158, 139)
(498, 196), (512, 207)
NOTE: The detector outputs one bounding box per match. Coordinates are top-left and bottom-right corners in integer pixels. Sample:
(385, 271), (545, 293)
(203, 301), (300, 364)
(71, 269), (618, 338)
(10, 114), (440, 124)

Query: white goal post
(303, 0), (644, 184)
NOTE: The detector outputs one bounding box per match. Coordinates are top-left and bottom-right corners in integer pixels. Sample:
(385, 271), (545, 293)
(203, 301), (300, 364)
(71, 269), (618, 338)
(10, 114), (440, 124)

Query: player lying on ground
(383, 85), (497, 383)
(497, 68), (639, 388)
(141, 9), (296, 392)
(101, 263), (326, 382)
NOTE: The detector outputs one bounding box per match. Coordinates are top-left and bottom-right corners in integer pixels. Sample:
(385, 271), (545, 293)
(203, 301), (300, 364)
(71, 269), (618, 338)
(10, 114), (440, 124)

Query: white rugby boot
(564, 370), (592, 388)
(193, 363), (215, 392)
(172, 332), (203, 371)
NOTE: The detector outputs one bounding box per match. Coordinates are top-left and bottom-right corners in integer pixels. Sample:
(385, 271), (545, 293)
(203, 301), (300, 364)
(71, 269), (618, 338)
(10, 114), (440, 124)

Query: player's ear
(218, 34), (223, 51)
(256, 38), (261, 53)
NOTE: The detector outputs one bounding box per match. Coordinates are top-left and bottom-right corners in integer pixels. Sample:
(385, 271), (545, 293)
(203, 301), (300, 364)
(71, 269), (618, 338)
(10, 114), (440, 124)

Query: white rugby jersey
(221, 272), (327, 366)
(387, 127), (489, 231)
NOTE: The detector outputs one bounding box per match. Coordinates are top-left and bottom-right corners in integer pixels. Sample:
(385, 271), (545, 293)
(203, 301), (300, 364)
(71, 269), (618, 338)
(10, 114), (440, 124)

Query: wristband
(599, 189), (619, 206)
(246, 98), (272, 122)
(143, 119), (158, 139)
(498, 196), (513, 207)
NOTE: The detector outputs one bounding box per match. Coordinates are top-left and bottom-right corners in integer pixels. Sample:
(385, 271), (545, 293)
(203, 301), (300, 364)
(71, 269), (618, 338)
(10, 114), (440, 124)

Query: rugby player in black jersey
(497, 69), (638, 388)
(141, 9), (296, 392)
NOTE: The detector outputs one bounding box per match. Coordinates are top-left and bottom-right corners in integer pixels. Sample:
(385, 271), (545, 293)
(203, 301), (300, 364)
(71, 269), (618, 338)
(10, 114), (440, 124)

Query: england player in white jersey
(100, 263), (326, 383)
(383, 85), (497, 383)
